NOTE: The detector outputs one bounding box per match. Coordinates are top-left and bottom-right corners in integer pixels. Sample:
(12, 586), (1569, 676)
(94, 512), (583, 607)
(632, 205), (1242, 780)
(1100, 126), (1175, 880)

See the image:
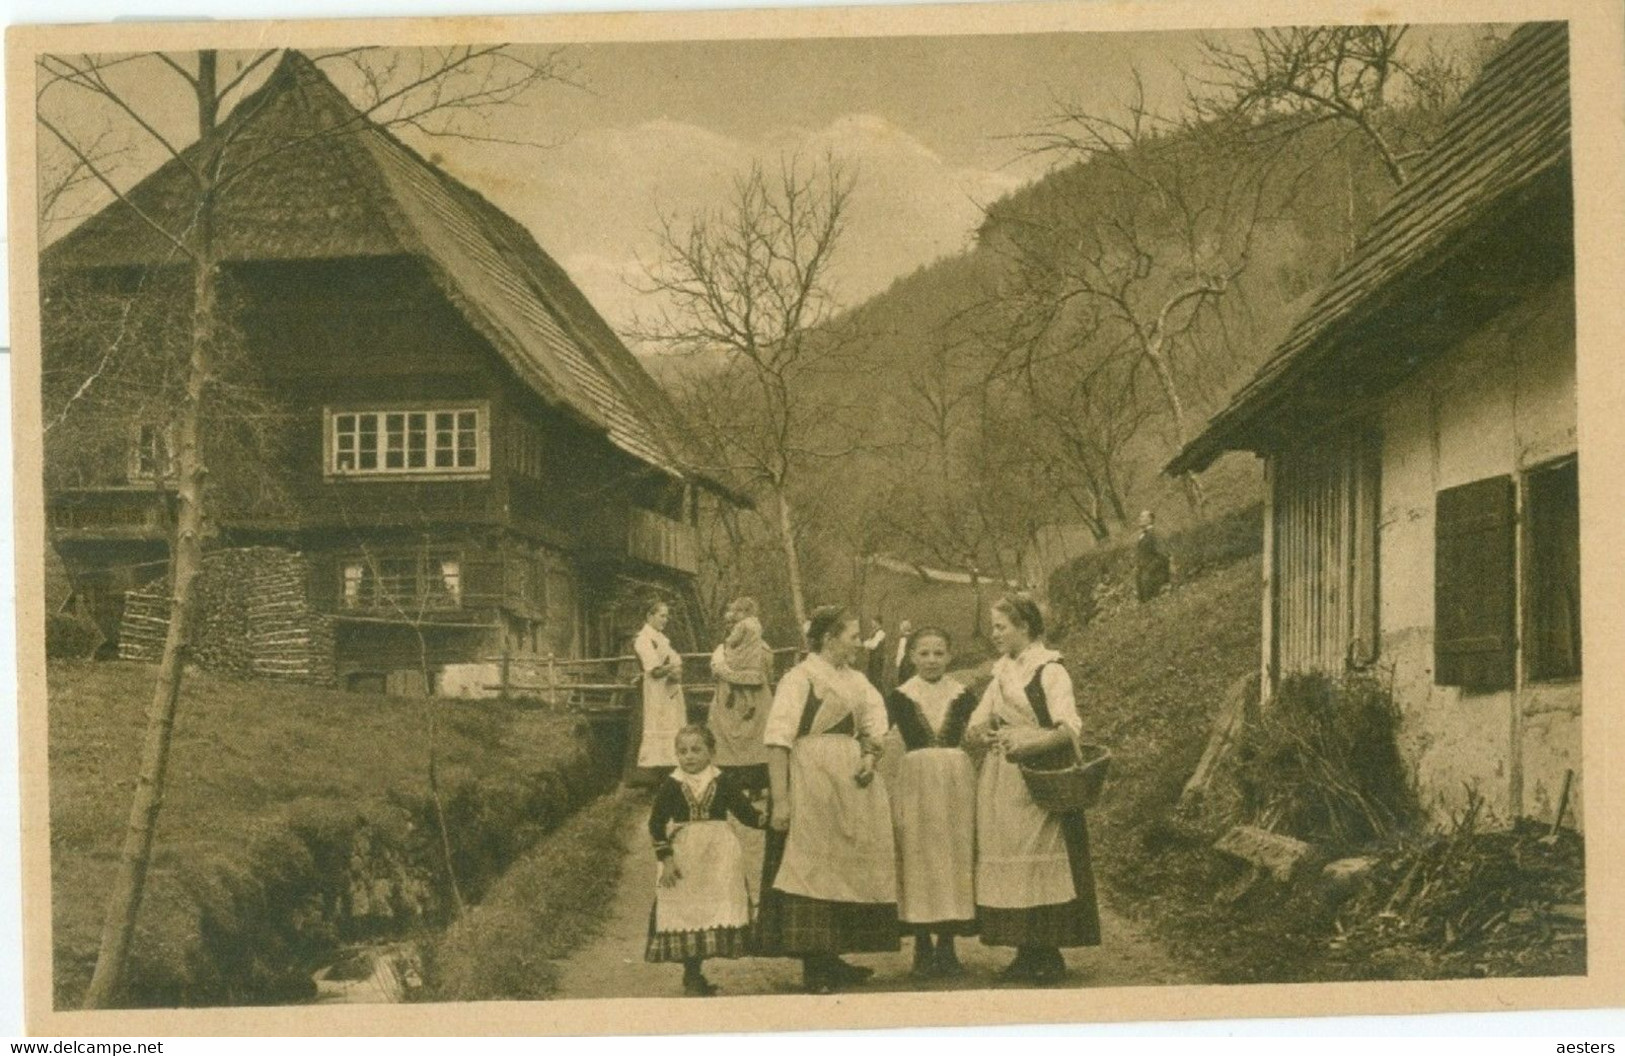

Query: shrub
(46, 614), (103, 660)
(1231, 671), (1421, 849)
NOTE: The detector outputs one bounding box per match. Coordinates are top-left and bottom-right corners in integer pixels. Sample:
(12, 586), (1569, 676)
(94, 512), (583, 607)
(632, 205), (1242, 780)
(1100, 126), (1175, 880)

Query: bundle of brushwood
(1329, 793), (1586, 978)
(1229, 672), (1421, 849)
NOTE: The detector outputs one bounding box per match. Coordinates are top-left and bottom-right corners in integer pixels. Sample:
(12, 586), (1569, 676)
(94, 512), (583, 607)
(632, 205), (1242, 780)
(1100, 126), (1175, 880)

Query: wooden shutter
(1434, 475), (1516, 691)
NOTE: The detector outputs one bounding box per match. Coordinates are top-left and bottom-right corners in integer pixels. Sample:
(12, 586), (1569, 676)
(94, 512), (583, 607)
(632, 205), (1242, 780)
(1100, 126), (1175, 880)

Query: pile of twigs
(1330, 792), (1586, 977)
(1231, 673), (1421, 848)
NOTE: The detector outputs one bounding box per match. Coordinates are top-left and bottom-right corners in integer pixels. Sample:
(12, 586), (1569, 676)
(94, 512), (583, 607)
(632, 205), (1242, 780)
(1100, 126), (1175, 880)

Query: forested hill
(805, 114), (1413, 556)
(641, 29), (1502, 638)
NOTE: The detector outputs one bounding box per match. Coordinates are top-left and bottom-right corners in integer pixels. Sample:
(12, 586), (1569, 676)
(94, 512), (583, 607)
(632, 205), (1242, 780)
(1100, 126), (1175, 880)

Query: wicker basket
(1019, 742), (1111, 813)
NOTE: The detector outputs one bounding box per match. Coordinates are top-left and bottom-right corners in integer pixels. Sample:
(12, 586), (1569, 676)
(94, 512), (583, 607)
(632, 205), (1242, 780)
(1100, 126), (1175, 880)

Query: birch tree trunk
(774, 486), (809, 638)
(82, 53), (218, 1011)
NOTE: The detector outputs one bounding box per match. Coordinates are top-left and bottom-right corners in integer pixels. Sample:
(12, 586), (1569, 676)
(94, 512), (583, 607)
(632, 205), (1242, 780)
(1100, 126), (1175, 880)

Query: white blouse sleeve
(1041, 663), (1083, 738)
(857, 679), (890, 740)
(968, 676), (997, 727)
(763, 666), (810, 749)
(633, 629), (661, 674)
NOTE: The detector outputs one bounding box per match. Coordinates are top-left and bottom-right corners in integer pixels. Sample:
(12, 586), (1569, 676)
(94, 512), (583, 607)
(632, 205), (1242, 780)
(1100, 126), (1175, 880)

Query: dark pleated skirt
(978, 812), (1102, 949)
(644, 903), (754, 962)
(754, 828), (901, 956)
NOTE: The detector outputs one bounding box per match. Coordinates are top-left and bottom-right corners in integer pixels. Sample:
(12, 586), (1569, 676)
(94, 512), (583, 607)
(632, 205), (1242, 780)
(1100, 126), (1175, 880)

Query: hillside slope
(47, 662), (587, 1006)
(1066, 558), (1262, 876)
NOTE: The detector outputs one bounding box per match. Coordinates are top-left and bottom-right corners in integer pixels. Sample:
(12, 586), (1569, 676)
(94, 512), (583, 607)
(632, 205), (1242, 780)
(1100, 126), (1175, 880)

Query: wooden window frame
(1522, 455), (1581, 684)
(339, 550), (465, 611)
(324, 403), (490, 481)
(128, 423), (177, 483)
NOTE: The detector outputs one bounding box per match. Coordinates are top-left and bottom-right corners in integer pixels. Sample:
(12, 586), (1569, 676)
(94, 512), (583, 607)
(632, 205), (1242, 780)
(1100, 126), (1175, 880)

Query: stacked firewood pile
(245, 549), (336, 685)
(117, 591), (171, 664)
(1328, 795), (1585, 977)
(116, 546), (335, 685)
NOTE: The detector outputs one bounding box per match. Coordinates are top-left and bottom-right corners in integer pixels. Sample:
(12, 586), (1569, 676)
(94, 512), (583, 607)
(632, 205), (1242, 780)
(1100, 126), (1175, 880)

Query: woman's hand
(770, 803), (792, 832)
(854, 756), (877, 788)
(963, 722), (996, 751)
(659, 860), (681, 887)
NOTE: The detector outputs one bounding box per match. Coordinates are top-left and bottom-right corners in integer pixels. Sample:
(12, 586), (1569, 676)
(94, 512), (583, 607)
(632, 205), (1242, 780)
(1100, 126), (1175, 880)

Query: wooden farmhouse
(1169, 23), (1579, 827)
(42, 51), (739, 695)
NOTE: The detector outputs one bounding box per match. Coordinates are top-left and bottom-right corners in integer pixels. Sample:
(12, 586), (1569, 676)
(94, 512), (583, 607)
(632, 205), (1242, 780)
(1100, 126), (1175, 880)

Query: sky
(38, 26), (1493, 335)
(437, 32), (1214, 328)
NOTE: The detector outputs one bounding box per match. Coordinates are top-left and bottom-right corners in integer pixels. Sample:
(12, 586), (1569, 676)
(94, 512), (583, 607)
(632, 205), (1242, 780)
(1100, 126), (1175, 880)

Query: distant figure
(1135, 510), (1171, 603)
(634, 599), (687, 772)
(888, 619), (916, 692)
(709, 596), (772, 793)
(862, 617), (888, 688)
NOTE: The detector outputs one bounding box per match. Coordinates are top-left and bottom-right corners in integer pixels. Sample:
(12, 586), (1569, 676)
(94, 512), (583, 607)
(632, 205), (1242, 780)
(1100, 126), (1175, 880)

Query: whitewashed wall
(1377, 276), (1580, 827)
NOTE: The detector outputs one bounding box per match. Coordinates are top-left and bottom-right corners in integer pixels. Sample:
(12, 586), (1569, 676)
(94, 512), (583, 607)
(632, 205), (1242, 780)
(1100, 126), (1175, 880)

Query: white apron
(975, 675), (1076, 909)
(773, 682), (897, 904)
(653, 820), (751, 933)
(894, 747), (977, 923)
(635, 625), (686, 768)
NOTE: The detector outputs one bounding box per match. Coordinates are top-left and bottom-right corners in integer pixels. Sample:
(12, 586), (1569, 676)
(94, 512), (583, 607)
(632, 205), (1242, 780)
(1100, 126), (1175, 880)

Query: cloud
(440, 114), (1026, 335)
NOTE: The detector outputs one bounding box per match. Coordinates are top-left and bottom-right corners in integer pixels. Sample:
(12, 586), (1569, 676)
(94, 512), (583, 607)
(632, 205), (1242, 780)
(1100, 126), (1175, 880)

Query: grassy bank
(48, 661), (592, 1007)
(423, 789), (641, 1001)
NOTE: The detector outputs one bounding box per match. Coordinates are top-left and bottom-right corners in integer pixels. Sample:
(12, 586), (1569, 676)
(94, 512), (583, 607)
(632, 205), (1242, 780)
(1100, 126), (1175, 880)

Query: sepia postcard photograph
(7, 0), (1625, 1036)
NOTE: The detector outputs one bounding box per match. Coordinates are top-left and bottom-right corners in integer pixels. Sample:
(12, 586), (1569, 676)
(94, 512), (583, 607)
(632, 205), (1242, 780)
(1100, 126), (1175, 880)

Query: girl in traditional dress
(759, 605), (899, 993)
(647, 725), (764, 996)
(884, 627), (979, 977)
(709, 596), (773, 793)
(634, 599), (688, 774)
(964, 593), (1101, 985)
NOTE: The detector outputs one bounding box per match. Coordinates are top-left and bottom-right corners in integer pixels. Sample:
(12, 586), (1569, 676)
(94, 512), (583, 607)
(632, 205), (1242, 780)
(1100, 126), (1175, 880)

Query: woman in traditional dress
(884, 627), (979, 976)
(759, 605), (899, 993)
(634, 599), (688, 773)
(964, 593), (1101, 984)
(709, 596), (773, 794)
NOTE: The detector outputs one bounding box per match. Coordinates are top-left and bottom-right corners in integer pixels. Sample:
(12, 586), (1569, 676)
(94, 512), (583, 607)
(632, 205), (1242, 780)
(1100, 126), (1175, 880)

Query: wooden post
(1259, 455), (1276, 707)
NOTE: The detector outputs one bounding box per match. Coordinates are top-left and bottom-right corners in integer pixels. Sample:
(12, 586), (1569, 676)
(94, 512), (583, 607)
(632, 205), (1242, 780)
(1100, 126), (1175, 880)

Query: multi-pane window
(340, 554), (463, 610)
(329, 408), (486, 476)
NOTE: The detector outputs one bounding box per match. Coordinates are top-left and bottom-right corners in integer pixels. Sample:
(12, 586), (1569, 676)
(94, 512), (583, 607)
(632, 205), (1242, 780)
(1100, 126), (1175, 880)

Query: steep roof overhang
(1167, 167), (1573, 474)
(1166, 22), (1572, 477)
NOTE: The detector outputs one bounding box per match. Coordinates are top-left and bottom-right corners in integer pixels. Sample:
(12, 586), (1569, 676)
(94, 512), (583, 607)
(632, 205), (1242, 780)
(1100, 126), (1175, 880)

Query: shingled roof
(44, 50), (734, 497)
(1167, 21), (1572, 476)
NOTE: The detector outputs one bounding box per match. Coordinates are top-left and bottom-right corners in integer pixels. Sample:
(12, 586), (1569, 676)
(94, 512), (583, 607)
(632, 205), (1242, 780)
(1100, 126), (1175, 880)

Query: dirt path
(551, 798), (1198, 1000)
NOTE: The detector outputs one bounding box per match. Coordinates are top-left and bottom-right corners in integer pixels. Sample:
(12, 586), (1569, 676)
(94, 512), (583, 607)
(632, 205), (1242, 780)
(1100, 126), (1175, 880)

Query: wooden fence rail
(477, 646), (802, 714)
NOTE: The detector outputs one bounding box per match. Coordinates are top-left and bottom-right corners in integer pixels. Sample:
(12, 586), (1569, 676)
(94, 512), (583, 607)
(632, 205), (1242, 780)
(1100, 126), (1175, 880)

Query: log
(1179, 670), (1260, 810)
(1214, 824), (1313, 883)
